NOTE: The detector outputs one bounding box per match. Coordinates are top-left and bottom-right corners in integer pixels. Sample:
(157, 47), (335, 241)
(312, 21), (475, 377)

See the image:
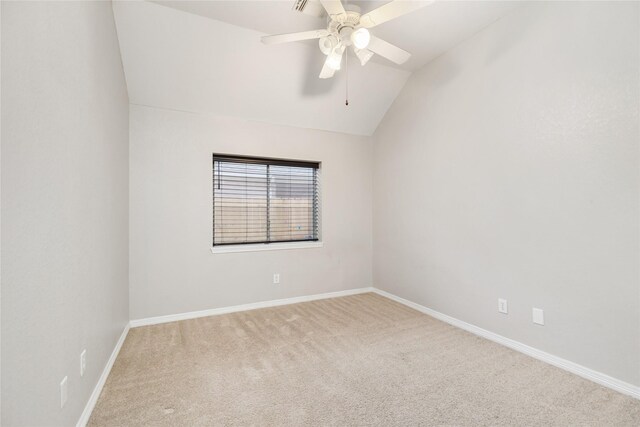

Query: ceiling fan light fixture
(326, 47), (344, 70)
(351, 28), (370, 49)
(319, 35), (338, 55)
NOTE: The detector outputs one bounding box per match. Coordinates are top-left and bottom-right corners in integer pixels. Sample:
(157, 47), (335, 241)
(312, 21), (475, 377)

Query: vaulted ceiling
(113, 1), (521, 135)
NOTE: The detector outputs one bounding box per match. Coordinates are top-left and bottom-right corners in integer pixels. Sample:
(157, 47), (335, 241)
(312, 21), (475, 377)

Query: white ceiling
(113, 1), (521, 135)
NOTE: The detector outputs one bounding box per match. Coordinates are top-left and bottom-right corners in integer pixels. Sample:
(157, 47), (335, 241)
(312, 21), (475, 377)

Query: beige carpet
(89, 293), (640, 426)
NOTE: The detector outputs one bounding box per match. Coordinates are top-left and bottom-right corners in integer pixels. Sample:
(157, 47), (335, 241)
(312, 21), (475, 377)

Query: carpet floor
(89, 293), (640, 426)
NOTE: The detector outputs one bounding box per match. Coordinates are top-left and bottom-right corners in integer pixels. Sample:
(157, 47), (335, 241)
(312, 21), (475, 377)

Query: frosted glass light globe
(319, 36), (338, 55)
(326, 50), (343, 70)
(351, 28), (370, 50)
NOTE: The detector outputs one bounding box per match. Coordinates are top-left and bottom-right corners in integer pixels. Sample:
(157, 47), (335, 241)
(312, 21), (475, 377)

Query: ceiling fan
(261, 0), (431, 79)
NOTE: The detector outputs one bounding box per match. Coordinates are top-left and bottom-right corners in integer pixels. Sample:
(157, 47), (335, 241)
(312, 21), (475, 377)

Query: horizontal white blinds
(213, 155), (319, 246)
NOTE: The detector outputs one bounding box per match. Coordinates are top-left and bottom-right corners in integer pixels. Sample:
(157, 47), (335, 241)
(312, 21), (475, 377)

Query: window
(213, 154), (319, 247)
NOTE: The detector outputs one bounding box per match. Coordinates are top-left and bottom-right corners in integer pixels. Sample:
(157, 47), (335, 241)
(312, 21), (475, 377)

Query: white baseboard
(76, 323), (131, 427)
(372, 288), (640, 400)
(130, 287), (375, 328)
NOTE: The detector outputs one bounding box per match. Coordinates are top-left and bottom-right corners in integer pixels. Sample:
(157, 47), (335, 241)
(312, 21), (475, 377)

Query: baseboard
(372, 288), (640, 400)
(76, 323), (131, 427)
(130, 287), (376, 328)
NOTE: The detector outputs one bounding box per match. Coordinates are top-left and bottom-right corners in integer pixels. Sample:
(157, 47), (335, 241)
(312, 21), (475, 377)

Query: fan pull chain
(345, 48), (349, 106)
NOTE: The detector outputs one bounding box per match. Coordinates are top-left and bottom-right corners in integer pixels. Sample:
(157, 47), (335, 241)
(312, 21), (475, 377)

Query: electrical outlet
(498, 298), (508, 314)
(60, 376), (68, 408)
(273, 273), (280, 284)
(532, 308), (544, 325)
(80, 349), (87, 377)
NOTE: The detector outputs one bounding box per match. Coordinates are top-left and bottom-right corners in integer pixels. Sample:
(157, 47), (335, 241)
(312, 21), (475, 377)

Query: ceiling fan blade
(261, 29), (329, 45)
(354, 48), (374, 66)
(367, 36), (411, 64)
(359, 0), (432, 29)
(320, 0), (347, 21)
(319, 62), (336, 79)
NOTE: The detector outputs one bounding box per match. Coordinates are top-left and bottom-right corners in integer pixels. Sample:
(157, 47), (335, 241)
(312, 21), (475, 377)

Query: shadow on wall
(389, 54), (460, 131)
(483, 3), (536, 66)
(426, 54), (461, 89)
(410, 3), (537, 102)
(416, 3), (535, 90)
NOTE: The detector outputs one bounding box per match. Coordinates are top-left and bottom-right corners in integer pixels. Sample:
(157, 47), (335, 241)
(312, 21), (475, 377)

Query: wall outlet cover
(498, 298), (508, 314)
(533, 308), (544, 325)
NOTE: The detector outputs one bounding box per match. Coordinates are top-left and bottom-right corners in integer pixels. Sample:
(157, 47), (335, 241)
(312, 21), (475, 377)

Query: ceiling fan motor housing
(321, 5), (361, 52)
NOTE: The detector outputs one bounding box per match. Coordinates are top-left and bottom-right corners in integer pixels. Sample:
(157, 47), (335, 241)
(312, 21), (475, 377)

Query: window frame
(212, 154), (321, 250)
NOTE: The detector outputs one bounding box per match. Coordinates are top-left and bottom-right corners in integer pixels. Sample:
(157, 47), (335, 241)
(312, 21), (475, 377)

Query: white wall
(373, 1), (639, 386)
(1, 2), (129, 425)
(129, 105), (372, 320)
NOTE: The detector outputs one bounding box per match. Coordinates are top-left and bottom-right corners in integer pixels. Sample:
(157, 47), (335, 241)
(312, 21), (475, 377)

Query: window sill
(210, 241), (323, 254)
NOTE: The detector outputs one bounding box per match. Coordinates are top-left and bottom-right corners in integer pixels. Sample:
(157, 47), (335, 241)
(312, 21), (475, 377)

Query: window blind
(213, 155), (319, 246)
